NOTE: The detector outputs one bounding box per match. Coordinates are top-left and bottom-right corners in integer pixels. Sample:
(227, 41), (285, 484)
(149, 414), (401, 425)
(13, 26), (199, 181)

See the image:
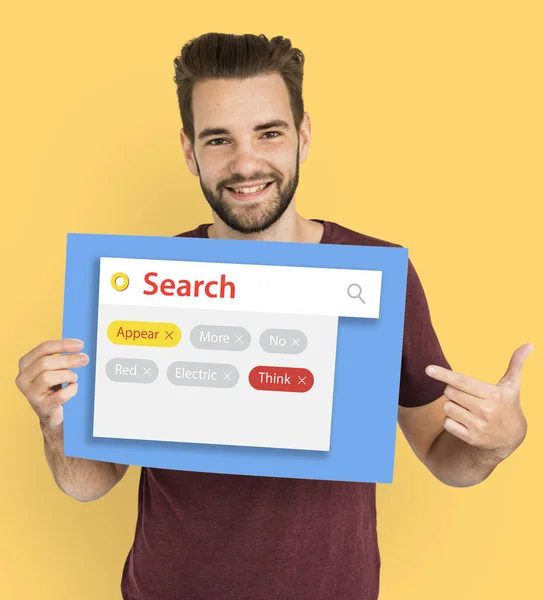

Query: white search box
(99, 257), (382, 318)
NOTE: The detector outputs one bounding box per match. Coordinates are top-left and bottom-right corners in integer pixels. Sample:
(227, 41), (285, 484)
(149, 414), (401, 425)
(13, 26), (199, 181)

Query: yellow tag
(107, 321), (181, 347)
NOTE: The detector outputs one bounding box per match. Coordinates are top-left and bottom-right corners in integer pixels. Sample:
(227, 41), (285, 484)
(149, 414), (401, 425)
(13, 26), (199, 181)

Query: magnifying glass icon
(347, 283), (365, 304)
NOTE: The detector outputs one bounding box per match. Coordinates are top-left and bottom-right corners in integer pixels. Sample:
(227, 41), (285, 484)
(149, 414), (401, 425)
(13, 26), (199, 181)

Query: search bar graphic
(99, 257), (383, 319)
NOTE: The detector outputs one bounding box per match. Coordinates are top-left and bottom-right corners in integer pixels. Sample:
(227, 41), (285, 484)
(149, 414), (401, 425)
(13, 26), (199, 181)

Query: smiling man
(193, 110), (300, 234)
(15, 33), (532, 600)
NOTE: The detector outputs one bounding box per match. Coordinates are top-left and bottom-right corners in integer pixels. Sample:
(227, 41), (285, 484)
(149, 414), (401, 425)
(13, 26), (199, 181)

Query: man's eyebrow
(197, 120), (290, 141)
(253, 119), (290, 132)
(198, 127), (230, 140)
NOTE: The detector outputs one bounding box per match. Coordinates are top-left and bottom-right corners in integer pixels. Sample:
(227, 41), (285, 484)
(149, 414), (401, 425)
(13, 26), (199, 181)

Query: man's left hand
(425, 343), (534, 460)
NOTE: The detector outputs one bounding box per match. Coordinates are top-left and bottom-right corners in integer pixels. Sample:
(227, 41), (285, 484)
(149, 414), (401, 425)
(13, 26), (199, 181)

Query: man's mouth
(224, 181), (275, 200)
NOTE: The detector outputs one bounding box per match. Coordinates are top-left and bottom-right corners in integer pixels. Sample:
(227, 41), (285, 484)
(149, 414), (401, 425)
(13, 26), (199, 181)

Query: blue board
(62, 233), (408, 483)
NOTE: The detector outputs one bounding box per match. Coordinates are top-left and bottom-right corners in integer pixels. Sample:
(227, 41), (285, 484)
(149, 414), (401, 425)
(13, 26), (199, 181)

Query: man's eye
(206, 132), (280, 146)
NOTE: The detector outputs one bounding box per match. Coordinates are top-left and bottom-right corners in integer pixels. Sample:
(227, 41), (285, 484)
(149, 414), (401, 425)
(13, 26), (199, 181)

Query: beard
(195, 145), (300, 235)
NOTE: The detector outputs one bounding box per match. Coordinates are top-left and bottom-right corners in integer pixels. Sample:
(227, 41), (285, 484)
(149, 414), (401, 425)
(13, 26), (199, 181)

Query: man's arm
(398, 397), (513, 487)
(16, 338), (129, 502)
(42, 421), (129, 502)
(398, 344), (532, 487)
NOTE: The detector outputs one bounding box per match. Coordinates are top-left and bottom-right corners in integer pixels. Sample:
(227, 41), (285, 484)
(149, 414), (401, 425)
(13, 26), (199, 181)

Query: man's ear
(298, 112), (311, 164)
(180, 129), (199, 177)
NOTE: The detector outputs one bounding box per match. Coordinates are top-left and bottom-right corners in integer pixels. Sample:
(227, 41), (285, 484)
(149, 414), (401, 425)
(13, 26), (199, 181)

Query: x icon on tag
(223, 372), (232, 380)
(165, 331), (174, 340)
(235, 335), (244, 344)
(298, 376), (307, 385)
(291, 338), (300, 347)
(142, 367), (152, 377)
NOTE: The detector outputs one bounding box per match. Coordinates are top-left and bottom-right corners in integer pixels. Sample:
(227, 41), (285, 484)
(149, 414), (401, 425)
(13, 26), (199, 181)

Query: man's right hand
(15, 338), (89, 430)
(15, 338), (128, 502)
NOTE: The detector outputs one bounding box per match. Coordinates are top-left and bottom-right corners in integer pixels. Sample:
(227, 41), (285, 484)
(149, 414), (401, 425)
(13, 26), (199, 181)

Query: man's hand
(425, 343), (533, 461)
(15, 338), (89, 430)
(15, 338), (129, 501)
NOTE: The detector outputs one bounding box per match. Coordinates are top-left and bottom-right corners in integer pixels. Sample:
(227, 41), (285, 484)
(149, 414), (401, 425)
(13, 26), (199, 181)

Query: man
(15, 33), (532, 600)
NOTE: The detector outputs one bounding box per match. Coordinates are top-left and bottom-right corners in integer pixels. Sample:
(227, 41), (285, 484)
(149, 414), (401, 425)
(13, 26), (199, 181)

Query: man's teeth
(231, 183), (269, 194)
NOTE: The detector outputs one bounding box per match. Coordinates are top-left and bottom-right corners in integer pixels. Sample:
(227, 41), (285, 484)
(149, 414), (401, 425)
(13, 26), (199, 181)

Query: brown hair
(173, 33), (305, 144)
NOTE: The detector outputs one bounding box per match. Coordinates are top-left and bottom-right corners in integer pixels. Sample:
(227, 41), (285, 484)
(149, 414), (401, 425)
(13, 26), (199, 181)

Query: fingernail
(427, 366), (436, 374)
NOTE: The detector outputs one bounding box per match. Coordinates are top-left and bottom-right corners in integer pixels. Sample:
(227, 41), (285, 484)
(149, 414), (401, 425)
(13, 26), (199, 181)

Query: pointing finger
(426, 365), (493, 399)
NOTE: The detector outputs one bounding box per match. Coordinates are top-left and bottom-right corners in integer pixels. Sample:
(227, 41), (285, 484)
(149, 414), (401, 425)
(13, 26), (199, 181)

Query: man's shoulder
(174, 223), (210, 238)
(319, 219), (403, 249)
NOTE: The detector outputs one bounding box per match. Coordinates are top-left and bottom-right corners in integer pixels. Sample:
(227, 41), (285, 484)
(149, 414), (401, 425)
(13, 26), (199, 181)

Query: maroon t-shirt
(120, 220), (450, 600)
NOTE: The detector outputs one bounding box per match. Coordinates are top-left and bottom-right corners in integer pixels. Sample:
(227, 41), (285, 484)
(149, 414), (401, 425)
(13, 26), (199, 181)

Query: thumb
(498, 343), (534, 388)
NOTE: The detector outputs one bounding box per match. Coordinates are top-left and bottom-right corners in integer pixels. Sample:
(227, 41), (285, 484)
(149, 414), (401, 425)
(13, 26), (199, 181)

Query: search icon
(347, 283), (365, 304)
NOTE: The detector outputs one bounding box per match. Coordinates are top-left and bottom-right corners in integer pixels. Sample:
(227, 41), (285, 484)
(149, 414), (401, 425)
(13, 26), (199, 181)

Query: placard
(62, 233), (408, 483)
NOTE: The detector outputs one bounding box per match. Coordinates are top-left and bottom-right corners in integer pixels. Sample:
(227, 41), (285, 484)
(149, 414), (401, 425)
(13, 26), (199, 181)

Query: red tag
(248, 366), (314, 393)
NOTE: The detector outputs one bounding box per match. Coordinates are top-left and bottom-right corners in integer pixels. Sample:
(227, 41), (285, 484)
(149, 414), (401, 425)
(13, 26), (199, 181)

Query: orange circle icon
(111, 272), (129, 291)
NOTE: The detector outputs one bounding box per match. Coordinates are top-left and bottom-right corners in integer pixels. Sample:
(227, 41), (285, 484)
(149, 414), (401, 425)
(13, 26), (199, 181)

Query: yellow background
(1, 1), (542, 598)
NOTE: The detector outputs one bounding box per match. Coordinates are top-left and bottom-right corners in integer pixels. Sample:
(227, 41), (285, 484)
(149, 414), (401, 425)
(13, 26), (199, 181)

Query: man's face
(181, 74), (309, 234)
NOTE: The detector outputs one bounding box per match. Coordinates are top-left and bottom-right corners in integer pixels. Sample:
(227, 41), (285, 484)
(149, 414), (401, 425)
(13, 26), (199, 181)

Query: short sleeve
(399, 259), (451, 408)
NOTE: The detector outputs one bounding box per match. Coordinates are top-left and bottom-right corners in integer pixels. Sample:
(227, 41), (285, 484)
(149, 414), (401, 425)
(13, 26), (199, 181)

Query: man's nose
(229, 143), (264, 178)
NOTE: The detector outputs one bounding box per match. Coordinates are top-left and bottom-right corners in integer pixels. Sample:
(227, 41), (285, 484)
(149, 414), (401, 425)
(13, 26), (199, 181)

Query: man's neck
(207, 213), (324, 244)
